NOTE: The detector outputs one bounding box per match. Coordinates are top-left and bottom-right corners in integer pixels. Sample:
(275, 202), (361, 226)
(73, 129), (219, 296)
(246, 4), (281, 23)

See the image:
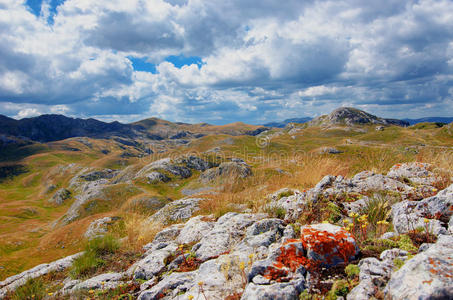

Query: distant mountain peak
(308, 107), (409, 127)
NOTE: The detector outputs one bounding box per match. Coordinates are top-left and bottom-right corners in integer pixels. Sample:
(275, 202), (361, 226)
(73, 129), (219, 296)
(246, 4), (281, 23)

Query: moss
(397, 234), (417, 252)
(393, 258), (405, 271)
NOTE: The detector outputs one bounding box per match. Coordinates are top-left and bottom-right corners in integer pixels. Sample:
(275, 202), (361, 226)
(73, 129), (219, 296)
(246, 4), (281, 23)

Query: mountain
(0, 114), (141, 143)
(0, 114), (268, 143)
(308, 107), (409, 127)
(403, 117), (453, 125)
(263, 117), (312, 128)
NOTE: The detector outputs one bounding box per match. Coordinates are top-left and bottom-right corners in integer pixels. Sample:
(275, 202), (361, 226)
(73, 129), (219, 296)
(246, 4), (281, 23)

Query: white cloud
(0, 0), (452, 124)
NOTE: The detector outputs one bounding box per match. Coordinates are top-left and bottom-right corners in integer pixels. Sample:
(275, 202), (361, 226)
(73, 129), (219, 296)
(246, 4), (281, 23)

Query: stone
(0, 253), (83, 297)
(84, 217), (119, 239)
(200, 162), (252, 183)
(146, 171), (170, 183)
(69, 272), (124, 292)
(137, 271), (197, 300)
(176, 215), (215, 245)
(148, 198), (202, 225)
(387, 162), (439, 186)
(194, 213), (266, 261)
(128, 243), (178, 280)
(384, 235), (453, 299)
(49, 188), (71, 205)
(300, 224), (359, 267)
(241, 279), (305, 300)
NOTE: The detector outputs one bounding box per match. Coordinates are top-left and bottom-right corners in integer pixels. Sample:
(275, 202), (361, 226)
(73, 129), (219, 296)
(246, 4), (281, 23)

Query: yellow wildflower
(239, 261), (245, 270)
(198, 281), (204, 286)
(424, 218), (430, 223)
(89, 290), (94, 294)
(188, 296), (194, 300)
(48, 292), (53, 296)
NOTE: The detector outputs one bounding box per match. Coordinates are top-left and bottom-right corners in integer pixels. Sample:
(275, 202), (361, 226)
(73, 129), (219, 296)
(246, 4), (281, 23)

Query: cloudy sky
(0, 0), (452, 124)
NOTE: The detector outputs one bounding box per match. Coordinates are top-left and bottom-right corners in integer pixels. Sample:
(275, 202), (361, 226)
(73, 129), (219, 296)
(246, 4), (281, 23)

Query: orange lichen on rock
(300, 226), (357, 265)
(262, 224), (358, 282)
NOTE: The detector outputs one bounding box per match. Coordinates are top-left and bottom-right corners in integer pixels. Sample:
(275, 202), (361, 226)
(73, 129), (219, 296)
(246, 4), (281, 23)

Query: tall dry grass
(119, 213), (163, 252)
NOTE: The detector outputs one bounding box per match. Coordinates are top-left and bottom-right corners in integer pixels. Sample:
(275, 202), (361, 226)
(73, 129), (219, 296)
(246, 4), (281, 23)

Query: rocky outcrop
(84, 217), (119, 239)
(48, 188), (71, 205)
(148, 197), (202, 224)
(200, 161), (252, 183)
(0, 253), (82, 298)
(391, 183), (453, 236)
(136, 156), (217, 183)
(269, 162), (442, 221)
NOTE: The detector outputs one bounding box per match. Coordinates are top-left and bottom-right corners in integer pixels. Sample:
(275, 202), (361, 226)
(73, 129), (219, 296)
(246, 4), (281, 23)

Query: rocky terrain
(0, 161), (452, 299)
(0, 107), (452, 299)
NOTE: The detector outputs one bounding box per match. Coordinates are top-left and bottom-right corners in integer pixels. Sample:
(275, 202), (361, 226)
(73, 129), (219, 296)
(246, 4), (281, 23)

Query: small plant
(359, 193), (393, 230)
(326, 279), (349, 299)
(345, 264), (360, 279)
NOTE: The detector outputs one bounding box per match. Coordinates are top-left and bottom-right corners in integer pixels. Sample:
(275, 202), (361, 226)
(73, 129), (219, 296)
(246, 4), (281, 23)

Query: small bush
(267, 206), (286, 219)
(11, 277), (46, 300)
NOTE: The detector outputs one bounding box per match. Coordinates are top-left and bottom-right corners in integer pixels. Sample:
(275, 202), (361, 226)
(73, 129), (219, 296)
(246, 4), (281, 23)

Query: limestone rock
(49, 188), (71, 205)
(384, 235), (453, 299)
(200, 161), (252, 183)
(148, 198), (201, 225)
(300, 224), (359, 267)
(84, 217), (119, 239)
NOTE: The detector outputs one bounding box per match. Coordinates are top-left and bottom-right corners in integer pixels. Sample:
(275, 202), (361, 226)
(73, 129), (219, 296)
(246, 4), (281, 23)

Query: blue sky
(0, 0), (452, 124)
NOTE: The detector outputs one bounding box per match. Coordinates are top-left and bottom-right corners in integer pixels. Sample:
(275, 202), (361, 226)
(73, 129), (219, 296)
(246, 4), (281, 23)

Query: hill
(308, 107), (409, 127)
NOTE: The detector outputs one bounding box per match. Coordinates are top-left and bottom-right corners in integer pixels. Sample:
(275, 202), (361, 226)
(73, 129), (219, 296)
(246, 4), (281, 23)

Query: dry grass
(119, 213), (163, 252)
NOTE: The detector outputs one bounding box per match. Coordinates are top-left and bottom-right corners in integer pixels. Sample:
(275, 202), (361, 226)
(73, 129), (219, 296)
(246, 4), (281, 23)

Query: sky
(0, 0), (452, 124)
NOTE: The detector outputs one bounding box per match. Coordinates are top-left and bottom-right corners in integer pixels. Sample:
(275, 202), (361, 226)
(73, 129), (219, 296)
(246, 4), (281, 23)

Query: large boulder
(384, 235), (453, 299)
(387, 162), (439, 186)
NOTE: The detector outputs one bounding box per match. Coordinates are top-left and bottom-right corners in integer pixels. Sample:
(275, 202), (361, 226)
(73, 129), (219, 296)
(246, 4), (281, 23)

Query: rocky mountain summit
(1, 161), (452, 299)
(308, 107), (409, 127)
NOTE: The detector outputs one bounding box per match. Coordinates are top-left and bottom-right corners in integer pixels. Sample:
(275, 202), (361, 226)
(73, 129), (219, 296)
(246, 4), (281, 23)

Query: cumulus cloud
(0, 0), (452, 124)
